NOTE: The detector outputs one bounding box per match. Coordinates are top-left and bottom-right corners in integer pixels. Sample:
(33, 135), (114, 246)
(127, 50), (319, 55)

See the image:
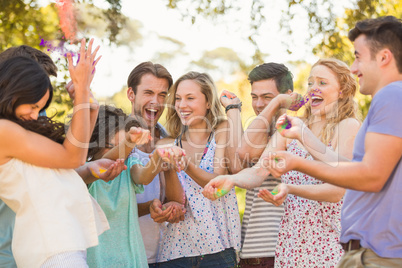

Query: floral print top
(157, 134), (241, 262)
(275, 140), (344, 268)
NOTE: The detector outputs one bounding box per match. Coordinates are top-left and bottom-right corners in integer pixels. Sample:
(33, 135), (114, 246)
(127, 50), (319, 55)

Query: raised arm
(0, 39), (99, 169)
(237, 93), (302, 163)
(219, 90), (244, 174)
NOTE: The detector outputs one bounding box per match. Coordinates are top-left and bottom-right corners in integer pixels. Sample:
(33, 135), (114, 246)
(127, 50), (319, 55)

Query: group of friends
(0, 15), (401, 268)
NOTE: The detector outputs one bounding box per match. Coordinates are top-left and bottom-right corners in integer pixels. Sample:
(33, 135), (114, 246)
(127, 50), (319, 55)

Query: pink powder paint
(55, 0), (77, 42)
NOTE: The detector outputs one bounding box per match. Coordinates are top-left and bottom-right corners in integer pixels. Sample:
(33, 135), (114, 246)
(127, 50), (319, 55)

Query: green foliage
(0, 0), (60, 51)
(110, 86), (132, 115)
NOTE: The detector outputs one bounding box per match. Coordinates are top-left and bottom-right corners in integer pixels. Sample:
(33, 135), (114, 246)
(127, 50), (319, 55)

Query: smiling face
(251, 79), (280, 115)
(127, 73), (169, 129)
(14, 90), (50, 121)
(350, 35), (381, 96)
(175, 79), (210, 127)
(307, 65), (341, 118)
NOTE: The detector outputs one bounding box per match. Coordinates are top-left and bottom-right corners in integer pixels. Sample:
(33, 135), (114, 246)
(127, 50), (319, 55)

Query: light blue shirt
(0, 201), (16, 268)
(341, 81), (402, 258)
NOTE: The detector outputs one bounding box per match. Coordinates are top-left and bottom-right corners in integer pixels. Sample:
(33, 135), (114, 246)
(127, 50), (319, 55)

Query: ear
(206, 102), (211, 109)
(127, 87), (135, 102)
(286, 89), (292, 95)
(377, 48), (392, 68)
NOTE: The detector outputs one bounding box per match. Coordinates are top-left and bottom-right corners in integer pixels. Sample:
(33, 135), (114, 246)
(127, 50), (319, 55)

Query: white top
(132, 148), (165, 264)
(0, 158), (109, 268)
(158, 135), (241, 262)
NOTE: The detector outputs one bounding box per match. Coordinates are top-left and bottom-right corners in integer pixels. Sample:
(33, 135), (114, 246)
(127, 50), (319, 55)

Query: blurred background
(1, 0), (401, 218)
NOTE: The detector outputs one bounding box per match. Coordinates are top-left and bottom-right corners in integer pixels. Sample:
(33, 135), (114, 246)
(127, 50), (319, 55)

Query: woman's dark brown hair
(87, 105), (141, 161)
(0, 56), (65, 143)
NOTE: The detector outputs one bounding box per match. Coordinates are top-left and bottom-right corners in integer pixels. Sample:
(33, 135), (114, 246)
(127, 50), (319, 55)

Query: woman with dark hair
(0, 39), (109, 268)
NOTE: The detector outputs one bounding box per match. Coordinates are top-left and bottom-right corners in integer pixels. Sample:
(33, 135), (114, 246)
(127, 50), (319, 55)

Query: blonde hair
(303, 58), (361, 145)
(166, 71), (225, 138)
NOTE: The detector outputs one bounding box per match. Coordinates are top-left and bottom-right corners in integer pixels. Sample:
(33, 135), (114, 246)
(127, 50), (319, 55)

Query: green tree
(0, 0), (142, 120)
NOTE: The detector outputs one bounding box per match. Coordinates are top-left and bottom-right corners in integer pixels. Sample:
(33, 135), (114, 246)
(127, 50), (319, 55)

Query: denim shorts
(159, 248), (237, 268)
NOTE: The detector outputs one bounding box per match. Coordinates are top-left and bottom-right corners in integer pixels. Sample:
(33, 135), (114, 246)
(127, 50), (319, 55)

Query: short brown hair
(127, 62), (173, 94)
(248, 62), (293, 93)
(348, 16), (402, 73)
(0, 45), (57, 77)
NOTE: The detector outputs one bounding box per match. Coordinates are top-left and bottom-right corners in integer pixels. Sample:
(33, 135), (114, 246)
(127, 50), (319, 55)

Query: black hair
(0, 56), (64, 143)
(248, 62), (294, 93)
(87, 105), (142, 161)
(349, 16), (402, 73)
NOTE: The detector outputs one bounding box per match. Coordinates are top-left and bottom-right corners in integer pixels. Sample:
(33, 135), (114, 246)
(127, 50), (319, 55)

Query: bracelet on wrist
(225, 102), (242, 113)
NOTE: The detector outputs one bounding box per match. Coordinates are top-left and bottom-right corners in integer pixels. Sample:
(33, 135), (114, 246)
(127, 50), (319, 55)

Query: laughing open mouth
(311, 96), (324, 106)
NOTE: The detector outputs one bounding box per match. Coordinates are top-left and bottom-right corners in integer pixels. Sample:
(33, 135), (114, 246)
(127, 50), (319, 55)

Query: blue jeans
(159, 248), (237, 268)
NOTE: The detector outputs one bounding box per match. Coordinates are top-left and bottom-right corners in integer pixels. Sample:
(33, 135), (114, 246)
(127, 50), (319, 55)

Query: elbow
(329, 191), (345, 203)
(141, 179), (151, 185)
(65, 159), (85, 169)
(365, 180), (386, 193)
(362, 172), (388, 193)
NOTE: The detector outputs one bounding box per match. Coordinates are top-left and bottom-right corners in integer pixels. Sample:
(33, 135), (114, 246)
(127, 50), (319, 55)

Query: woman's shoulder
(337, 117), (361, 130)
(0, 119), (25, 137)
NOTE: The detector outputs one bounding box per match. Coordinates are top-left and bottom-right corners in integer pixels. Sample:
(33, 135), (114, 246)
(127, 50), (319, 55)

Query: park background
(1, 0), (401, 219)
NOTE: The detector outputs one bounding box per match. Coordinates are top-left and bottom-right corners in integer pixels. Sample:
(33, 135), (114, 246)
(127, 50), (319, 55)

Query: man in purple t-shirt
(265, 16), (402, 267)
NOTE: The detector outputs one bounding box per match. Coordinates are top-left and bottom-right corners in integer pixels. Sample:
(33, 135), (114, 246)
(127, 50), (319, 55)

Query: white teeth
(181, 112), (191, 116)
(311, 96), (323, 100)
(147, 109), (158, 112)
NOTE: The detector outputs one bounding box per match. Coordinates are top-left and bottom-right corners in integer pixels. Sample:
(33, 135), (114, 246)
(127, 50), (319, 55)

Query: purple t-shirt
(341, 81), (402, 258)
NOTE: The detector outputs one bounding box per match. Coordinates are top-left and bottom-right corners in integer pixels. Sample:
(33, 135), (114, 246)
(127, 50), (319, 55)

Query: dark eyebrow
(251, 93), (275, 97)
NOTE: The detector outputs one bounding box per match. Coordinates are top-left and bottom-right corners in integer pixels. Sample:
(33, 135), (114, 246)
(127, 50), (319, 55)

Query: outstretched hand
(155, 146), (186, 172)
(150, 199), (186, 223)
(257, 183), (288, 206)
(261, 151), (296, 178)
(88, 158), (127, 182)
(126, 127), (152, 146)
(202, 175), (235, 201)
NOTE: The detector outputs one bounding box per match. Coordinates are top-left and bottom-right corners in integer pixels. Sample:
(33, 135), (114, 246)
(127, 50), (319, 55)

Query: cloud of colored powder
(55, 0), (77, 42)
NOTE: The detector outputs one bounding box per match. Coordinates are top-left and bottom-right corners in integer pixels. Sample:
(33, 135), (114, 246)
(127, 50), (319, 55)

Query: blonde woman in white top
(0, 39), (108, 268)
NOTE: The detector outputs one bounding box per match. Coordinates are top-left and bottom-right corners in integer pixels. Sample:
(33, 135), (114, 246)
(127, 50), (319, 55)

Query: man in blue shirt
(265, 16), (402, 266)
